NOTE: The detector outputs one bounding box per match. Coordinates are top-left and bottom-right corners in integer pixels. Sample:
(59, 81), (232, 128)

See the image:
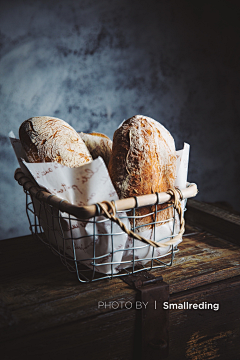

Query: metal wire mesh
(24, 187), (184, 283)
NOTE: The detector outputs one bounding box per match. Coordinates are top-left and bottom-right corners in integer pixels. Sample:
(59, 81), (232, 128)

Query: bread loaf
(19, 116), (92, 167)
(108, 115), (176, 231)
(79, 132), (112, 166)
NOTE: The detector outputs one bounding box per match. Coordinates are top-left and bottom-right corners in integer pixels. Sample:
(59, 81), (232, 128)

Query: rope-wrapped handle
(97, 187), (185, 248)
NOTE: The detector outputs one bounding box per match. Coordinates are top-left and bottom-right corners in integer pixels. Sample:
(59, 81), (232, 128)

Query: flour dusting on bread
(19, 116), (92, 168)
(108, 115), (176, 230)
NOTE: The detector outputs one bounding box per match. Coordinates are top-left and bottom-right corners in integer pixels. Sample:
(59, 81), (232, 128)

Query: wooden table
(1, 200), (240, 360)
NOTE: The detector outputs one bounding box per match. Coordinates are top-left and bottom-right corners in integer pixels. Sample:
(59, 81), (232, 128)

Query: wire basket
(15, 168), (198, 283)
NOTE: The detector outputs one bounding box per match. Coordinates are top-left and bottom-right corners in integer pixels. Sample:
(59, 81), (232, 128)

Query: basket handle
(97, 187), (185, 248)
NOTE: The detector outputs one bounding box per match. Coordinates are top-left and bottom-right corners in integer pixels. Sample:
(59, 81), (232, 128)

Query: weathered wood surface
(186, 199), (240, 245)
(0, 220), (240, 359)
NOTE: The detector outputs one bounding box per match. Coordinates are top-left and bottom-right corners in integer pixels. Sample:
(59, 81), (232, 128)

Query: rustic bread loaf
(19, 116), (92, 167)
(79, 132), (112, 166)
(108, 115), (176, 231)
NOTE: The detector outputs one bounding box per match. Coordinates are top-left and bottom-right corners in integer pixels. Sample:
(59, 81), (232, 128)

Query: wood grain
(0, 206), (240, 359)
(186, 199), (240, 245)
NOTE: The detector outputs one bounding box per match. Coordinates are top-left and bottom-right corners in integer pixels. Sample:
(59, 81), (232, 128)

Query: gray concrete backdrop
(1, 0), (240, 240)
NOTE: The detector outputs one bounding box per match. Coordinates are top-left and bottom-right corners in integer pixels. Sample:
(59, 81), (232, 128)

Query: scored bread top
(108, 115), (176, 229)
(108, 115), (176, 199)
(19, 116), (92, 168)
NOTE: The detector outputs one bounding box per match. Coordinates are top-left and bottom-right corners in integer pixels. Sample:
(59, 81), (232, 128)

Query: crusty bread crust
(79, 132), (112, 166)
(108, 115), (176, 230)
(19, 116), (92, 167)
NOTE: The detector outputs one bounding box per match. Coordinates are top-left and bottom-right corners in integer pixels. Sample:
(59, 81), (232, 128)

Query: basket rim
(14, 167), (198, 220)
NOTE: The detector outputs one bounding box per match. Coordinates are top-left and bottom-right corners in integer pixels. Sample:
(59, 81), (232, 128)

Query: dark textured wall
(1, 0), (240, 240)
